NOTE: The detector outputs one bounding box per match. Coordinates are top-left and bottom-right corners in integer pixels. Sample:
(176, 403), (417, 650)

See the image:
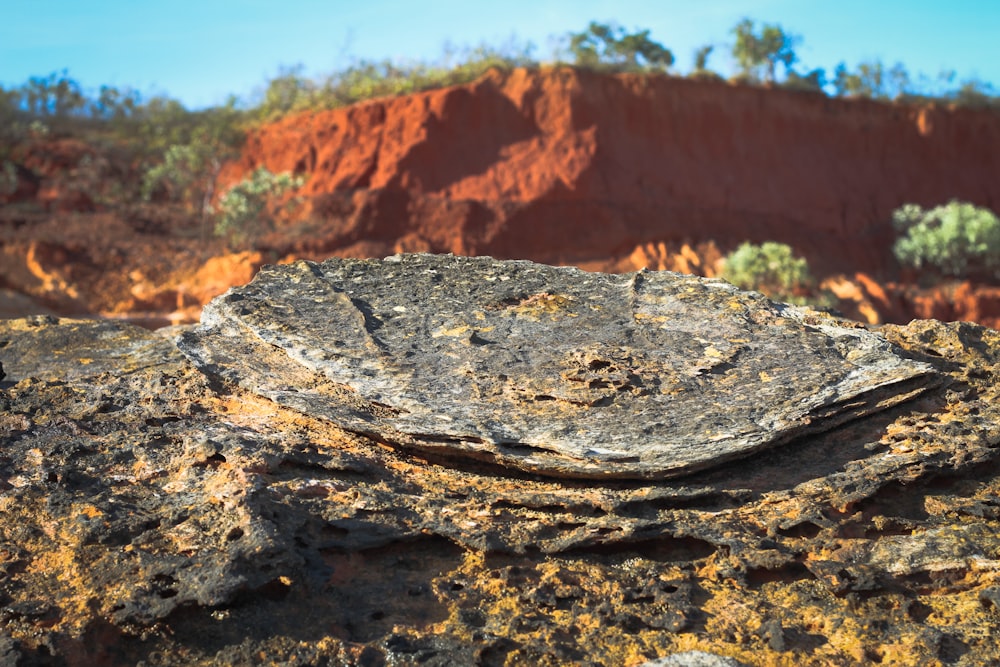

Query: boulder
(1, 256), (999, 665)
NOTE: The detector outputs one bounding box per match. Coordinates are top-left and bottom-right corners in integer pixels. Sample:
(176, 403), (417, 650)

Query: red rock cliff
(223, 67), (1000, 277)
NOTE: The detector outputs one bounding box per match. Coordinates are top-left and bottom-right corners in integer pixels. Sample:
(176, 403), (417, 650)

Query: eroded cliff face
(3, 68), (1000, 328)
(1, 256), (1000, 666)
(226, 67), (1000, 277)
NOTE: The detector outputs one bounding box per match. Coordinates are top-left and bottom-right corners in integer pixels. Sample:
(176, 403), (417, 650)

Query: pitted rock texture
(178, 254), (939, 480)
(1, 267), (1000, 665)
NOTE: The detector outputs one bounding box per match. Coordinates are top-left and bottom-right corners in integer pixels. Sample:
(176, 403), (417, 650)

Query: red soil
(3, 67), (1000, 329)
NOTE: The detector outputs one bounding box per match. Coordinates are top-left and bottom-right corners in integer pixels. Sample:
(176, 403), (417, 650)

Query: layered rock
(179, 255), (938, 479)
(2, 256), (1000, 666)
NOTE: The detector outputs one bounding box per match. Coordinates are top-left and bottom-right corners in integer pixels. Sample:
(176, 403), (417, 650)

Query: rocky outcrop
(2, 255), (1000, 665)
(180, 255), (938, 479)
(227, 67), (1000, 278)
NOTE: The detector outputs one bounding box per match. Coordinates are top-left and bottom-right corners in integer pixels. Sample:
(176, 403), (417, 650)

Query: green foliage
(566, 21), (673, 72)
(20, 70), (87, 118)
(721, 242), (819, 305)
(0, 160), (17, 196)
(138, 99), (247, 220)
(693, 45), (713, 72)
(781, 68), (826, 93)
(213, 167), (304, 248)
(731, 19), (798, 83)
(91, 84), (142, 120)
(949, 78), (1000, 109)
(832, 60), (910, 100)
(892, 201), (1000, 279)
(690, 45), (723, 81)
(132, 97), (246, 161)
(252, 39), (537, 120)
(142, 143), (220, 218)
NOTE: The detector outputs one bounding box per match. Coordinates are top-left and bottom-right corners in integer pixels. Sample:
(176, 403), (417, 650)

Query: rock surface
(179, 255), (939, 479)
(2, 257), (1000, 666)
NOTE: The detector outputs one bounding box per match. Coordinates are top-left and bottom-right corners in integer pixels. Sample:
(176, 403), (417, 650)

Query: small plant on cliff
(566, 22), (673, 72)
(892, 201), (1000, 280)
(722, 242), (828, 306)
(213, 167), (304, 249)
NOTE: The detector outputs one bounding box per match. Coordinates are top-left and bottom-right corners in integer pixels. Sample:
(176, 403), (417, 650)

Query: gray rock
(640, 651), (749, 666)
(0, 633), (21, 667)
(179, 254), (939, 479)
(0, 315), (186, 383)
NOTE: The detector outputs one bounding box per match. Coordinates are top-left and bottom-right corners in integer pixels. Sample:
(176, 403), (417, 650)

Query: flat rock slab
(179, 254), (939, 479)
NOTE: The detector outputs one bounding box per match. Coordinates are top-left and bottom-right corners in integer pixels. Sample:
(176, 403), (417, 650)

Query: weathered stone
(640, 652), (749, 667)
(1, 257), (1000, 665)
(178, 254), (939, 479)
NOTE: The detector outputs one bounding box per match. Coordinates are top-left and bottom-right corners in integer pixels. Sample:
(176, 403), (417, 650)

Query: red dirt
(3, 67), (1000, 329)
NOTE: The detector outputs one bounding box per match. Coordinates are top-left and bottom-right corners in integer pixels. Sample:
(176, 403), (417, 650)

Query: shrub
(0, 161), (17, 197)
(721, 241), (819, 305)
(140, 102), (246, 221)
(252, 39), (537, 120)
(213, 167), (304, 248)
(566, 21), (673, 72)
(142, 144), (215, 214)
(892, 201), (1000, 280)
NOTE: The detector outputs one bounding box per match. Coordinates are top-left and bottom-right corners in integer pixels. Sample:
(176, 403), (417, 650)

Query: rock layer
(227, 67), (1000, 277)
(1, 259), (1000, 665)
(179, 255), (939, 479)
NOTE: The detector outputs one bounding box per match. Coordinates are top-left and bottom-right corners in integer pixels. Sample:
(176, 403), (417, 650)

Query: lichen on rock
(178, 254), (940, 479)
(1, 255), (999, 665)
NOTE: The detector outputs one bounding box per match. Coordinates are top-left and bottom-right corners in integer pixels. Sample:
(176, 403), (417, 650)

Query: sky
(2, 0), (998, 109)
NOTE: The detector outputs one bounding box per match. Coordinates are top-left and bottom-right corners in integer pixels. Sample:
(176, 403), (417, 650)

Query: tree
(731, 19), (799, 83)
(832, 60), (909, 100)
(567, 22), (673, 72)
(90, 85), (142, 121)
(693, 45), (713, 72)
(950, 79), (999, 109)
(21, 70), (86, 118)
(255, 64), (317, 120)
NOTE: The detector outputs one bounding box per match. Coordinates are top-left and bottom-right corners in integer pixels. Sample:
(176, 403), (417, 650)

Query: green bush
(252, 39), (537, 120)
(721, 242), (818, 305)
(213, 167), (304, 248)
(142, 144), (213, 211)
(892, 201), (1000, 279)
(566, 21), (673, 72)
(0, 160), (17, 196)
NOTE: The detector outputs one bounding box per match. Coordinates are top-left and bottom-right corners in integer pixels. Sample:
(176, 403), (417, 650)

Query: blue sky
(2, 0), (998, 109)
